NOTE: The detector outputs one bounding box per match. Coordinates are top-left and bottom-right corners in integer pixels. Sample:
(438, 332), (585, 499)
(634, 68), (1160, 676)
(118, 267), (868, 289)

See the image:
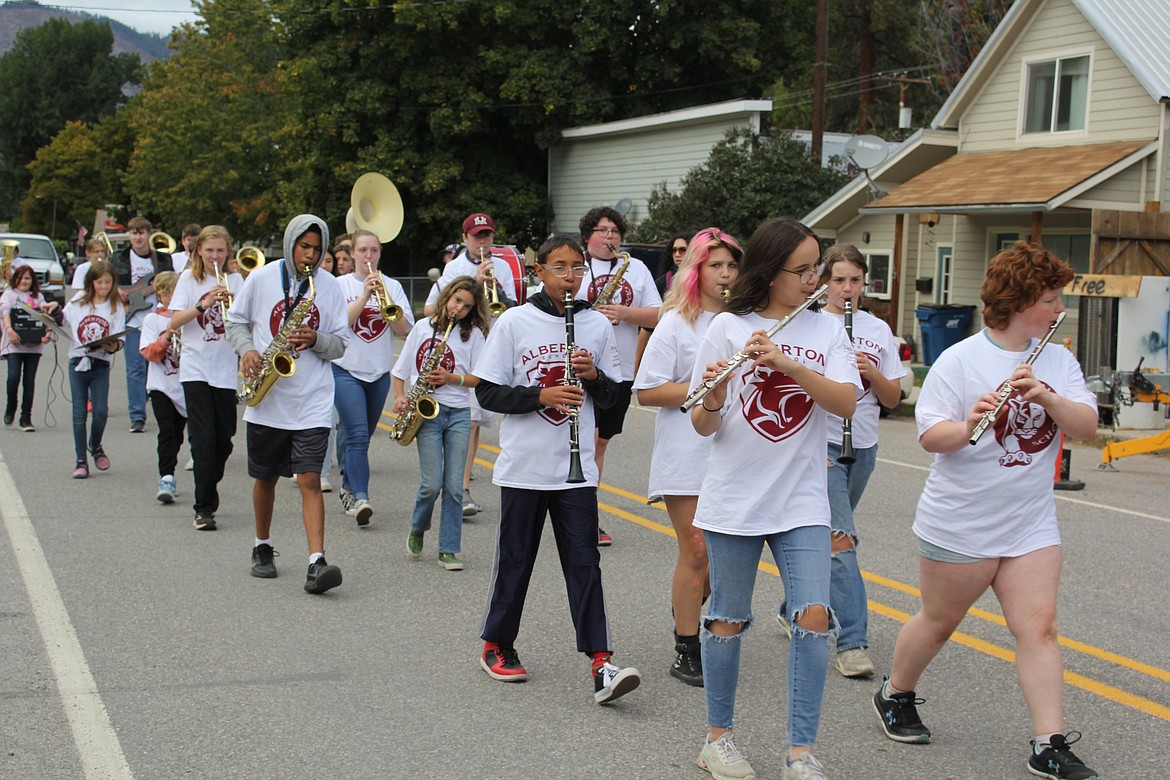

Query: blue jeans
(411, 406), (471, 554)
(69, 358), (110, 462)
(780, 441), (877, 652)
(331, 366), (390, 500)
(122, 329), (147, 423)
(703, 524), (834, 747)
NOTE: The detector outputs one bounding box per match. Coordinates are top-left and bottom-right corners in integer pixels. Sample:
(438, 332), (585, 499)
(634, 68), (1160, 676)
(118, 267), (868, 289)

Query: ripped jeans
(703, 524), (834, 747)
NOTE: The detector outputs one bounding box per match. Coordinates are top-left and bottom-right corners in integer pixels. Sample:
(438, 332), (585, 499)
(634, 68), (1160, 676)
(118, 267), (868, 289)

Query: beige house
(804, 0), (1170, 374)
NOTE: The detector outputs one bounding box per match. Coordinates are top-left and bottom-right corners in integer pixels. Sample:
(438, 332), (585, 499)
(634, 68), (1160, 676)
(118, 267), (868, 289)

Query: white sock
(255, 538), (270, 547)
(1033, 733), (1058, 752)
(309, 552), (323, 564)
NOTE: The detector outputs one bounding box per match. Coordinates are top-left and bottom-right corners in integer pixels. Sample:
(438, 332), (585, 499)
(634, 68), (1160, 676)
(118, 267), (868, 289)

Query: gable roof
(933, 0), (1170, 129)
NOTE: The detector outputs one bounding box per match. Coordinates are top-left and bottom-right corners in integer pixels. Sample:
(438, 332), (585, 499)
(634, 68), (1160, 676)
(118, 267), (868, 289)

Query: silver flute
(681, 284), (828, 412)
(968, 311), (1066, 445)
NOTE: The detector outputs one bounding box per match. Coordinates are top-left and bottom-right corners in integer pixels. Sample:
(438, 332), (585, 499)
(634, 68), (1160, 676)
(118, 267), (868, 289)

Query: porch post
(1031, 210), (1044, 243)
(889, 212), (904, 333)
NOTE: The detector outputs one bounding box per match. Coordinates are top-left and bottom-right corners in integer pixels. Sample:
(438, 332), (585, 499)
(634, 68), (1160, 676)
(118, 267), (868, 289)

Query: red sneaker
(598, 528), (612, 546)
(91, 446), (111, 471)
(480, 642), (527, 682)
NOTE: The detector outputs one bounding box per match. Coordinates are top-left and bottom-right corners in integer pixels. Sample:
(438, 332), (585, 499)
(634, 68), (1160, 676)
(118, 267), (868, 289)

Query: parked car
(0, 233), (66, 304)
(893, 335), (914, 400)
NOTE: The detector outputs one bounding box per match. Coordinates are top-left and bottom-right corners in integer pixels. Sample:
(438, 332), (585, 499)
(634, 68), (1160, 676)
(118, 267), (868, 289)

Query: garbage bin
(915, 304), (976, 365)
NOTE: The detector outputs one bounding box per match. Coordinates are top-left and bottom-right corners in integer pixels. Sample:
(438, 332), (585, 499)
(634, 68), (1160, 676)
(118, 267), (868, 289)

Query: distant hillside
(0, 0), (171, 62)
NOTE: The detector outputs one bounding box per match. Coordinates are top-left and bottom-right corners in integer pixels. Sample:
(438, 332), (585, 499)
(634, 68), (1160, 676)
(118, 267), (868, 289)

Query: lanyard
(280, 263), (310, 325)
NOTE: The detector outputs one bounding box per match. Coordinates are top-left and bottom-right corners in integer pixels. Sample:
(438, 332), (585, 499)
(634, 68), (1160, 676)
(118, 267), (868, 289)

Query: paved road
(1, 358), (1167, 779)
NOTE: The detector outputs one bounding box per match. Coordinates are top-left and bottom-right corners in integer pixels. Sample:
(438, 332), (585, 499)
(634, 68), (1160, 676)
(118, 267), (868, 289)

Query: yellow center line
(380, 416), (1170, 721)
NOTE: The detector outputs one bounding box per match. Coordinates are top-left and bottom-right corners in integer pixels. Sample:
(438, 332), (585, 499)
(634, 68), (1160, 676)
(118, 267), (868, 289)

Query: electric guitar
(121, 274), (157, 318)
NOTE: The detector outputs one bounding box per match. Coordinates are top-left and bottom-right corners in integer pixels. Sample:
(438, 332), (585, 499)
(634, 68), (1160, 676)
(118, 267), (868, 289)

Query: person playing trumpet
(168, 226), (245, 530)
(423, 212), (517, 518)
(332, 228), (413, 525)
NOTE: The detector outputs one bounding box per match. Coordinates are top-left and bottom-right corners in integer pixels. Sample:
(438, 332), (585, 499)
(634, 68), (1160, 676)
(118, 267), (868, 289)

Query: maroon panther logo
(414, 337), (456, 374)
(993, 380), (1058, 467)
(527, 355), (570, 426)
(351, 298), (388, 343)
(587, 275), (634, 307)
(267, 301), (321, 363)
(197, 304), (226, 341)
(77, 314), (110, 345)
(739, 366), (815, 442)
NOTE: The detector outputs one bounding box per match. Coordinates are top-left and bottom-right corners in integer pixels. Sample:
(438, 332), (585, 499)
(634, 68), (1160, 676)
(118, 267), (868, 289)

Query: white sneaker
(320, 478), (333, 493)
(697, 733), (756, 780)
(462, 488), (480, 518)
(156, 475), (177, 504)
(349, 498), (373, 527)
(835, 647), (875, 678)
(592, 661), (641, 704)
(776, 613), (792, 639)
(783, 753), (827, 780)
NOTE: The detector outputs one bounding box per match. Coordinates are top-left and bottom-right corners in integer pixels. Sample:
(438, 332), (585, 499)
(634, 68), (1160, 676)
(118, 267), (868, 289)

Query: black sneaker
(670, 634), (703, 687)
(593, 660), (641, 704)
(19, 418), (34, 432)
(251, 544), (278, 578)
(1028, 732), (1098, 779)
(3, 412), (13, 426)
(873, 678), (931, 743)
(304, 557), (342, 594)
(193, 512), (216, 531)
(129, 419), (146, 433)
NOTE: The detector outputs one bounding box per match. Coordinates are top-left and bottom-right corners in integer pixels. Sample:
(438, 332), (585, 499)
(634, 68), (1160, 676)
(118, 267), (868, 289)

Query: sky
(39, 0), (199, 36)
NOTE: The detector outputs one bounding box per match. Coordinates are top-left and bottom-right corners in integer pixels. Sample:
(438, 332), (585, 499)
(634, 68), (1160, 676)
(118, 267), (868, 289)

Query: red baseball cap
(462, 213), (495, 235)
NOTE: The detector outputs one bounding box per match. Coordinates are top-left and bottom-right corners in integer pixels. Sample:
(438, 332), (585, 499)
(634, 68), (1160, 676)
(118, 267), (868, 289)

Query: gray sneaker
(462, 488), (480, 517)
(835, 647), (875, 678)
(697, 733), (756, 780)
(776, 612), (792, 639)
(783, 753), (827, 780)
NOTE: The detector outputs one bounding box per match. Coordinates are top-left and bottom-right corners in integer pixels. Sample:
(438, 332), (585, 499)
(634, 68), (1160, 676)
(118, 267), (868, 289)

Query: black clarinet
(837, 300), (857, 464)
(563, 291), (586, 484)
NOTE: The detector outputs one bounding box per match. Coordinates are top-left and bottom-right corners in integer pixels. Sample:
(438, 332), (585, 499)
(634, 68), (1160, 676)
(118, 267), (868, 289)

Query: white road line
(877, 456), (1169, 524)
(0, 451), (132, 779)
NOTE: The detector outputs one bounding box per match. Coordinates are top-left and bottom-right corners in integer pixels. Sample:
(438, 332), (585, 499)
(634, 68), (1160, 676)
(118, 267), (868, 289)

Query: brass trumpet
(212, 260), (232, 319)
(236, 246), (265, 277)
(368, 261), (402, 322)
(95, 231), (115, 258)
(481, 248), (506, 317)
(150, 231), (177, 254)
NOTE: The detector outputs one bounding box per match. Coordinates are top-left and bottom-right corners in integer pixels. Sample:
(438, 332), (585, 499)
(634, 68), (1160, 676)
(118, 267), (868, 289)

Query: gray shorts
(915, 535), (986, 564)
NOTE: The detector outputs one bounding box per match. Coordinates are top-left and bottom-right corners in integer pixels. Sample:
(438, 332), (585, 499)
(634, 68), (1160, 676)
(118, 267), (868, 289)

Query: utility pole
(887, 72), (932, 141)
(811, 0), (829, 164)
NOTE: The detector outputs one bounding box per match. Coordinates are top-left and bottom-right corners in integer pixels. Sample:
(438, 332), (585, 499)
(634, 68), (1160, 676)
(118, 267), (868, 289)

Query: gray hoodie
(225, 214), (346, 361)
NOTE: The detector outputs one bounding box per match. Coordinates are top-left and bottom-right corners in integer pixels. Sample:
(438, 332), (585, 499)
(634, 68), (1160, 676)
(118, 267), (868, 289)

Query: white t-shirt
(574, 255), (662, 381)
(70, 261), (91, 290)
(824, 308), (907, 449)
(171, 251), (189, 273)
(171, 269), (245, 390)
(633, 309), (716, 500)
(690, 310), (860, 536)
(392, 318), (486, 410)
(226, 261), (350, 430)
(473, 302), (620, 489)
(914, 331), (1096, 558)
(141, 308), (187, 416)
(333, 272), (414, 382)
(64, 298), (126, 363)
(425, 249), (517, 310)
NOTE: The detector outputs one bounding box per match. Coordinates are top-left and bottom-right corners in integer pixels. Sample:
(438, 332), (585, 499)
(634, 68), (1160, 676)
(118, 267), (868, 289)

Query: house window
(1044, 234), (1091, 311)
(1024, 55), (1089, 134)
(864, 251), (892, 300)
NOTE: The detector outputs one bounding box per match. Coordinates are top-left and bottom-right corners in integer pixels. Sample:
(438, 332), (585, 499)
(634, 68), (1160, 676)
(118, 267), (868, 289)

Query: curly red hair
(980, 242), (1074, 329)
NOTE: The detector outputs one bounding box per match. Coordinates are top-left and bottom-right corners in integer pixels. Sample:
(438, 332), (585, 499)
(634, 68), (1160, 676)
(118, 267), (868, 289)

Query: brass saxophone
(238, 272), (316, 407)
(390, 317), (457, 446)
(591, 243), (631, 307)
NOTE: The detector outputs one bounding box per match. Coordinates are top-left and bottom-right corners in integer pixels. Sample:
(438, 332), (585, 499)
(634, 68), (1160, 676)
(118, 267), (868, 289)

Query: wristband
(458, 374), (465, 386)
(701, 399), (723, 413)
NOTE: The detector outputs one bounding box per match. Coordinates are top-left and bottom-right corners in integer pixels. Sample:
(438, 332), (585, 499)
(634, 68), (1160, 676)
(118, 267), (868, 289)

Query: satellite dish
(844, 135), (890, 170)
(615, 198), (633, 216)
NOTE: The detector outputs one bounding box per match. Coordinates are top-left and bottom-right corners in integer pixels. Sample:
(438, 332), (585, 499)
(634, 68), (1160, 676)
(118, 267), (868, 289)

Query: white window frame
(1017, 47), (1093, 140)
(863, 249), (893, 300)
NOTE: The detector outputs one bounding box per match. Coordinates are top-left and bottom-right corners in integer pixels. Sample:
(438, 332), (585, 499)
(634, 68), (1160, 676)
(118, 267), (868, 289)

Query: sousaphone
(350, 172), (404, 242)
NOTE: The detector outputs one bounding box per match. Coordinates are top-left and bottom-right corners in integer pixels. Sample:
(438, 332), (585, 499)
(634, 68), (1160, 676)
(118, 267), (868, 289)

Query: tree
(0, 18), (141, 221)
(630, 127), (850, 243)
(122, 0), (285, 240)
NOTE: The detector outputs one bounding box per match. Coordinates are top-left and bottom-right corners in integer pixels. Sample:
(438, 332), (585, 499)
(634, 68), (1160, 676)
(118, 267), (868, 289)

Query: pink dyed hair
(662, 227), (744, 323)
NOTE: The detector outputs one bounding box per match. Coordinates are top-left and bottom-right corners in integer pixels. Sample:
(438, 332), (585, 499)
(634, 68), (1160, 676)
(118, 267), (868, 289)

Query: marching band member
(874, 242), (1099, 780)
(170, 224), (202, 273)
(391, 276), (488, 571)
(64, 260), (125, 479)
(225, 215), (350, 595)
(576, 206), (662, 545)
(423, 212), (516, 518)
(168, 226), (244, 530)
(472, 234), (641, 705)
(139, 272), (187, 505)
(633, 227), (742, 687)
(2, 264), (58, 430)
(776, 244), (906, 680)
(332, 228), (412, 525)
(689, 217), (859, 780)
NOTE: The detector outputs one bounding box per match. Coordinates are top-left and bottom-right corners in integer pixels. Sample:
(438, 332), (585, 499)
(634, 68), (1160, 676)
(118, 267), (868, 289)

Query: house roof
(560, 99), (772, 139)
(859, 140), (1153, 214)
(933, 0), (1170, 128)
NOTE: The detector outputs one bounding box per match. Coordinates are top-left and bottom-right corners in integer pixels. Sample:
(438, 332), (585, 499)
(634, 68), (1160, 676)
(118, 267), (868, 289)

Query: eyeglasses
(540, 263), (589, 278)
(779, 265), (823, 286)
(672, 246), (687, 255)
(591, 227), (621, 237)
